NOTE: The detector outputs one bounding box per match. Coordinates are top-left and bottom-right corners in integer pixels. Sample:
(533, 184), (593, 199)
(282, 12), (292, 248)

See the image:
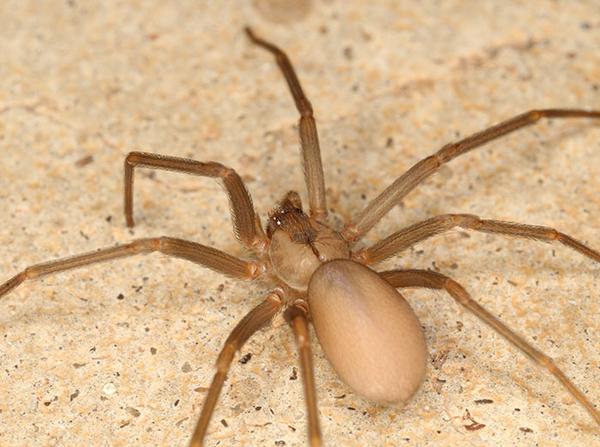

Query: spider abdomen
(308, 259), (427, 403)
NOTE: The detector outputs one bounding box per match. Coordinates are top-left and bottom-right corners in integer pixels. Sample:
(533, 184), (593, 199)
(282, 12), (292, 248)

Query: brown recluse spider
(2, 27), (600, 446)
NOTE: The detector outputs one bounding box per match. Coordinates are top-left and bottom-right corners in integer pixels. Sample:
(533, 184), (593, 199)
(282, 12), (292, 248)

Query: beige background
(1, 1), (599, 446)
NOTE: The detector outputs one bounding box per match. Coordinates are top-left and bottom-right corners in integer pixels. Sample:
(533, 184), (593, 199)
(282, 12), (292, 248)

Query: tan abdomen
(308, 259), (427, 403)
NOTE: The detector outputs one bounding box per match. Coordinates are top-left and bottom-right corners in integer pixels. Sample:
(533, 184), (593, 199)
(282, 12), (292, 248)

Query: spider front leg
(245, 27), (328, 221)
(0, 237), (262, 299)
(355, 213), (600, 266)
(124, 151), (267, 253)
(380, 269), (600, 426)
(343, 109), (600, 242)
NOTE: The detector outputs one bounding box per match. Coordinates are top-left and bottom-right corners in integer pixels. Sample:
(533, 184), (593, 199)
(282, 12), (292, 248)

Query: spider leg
(0, 237), (262, 298)
(188, 290), (283, 447)
(286, 300), (322, 447)
(355, 213), (600, 266)
(124, 151), (267, 253)
(342, 109), (600, 242)
(245, 27), (328, 221)
(380, 269), (600, 426)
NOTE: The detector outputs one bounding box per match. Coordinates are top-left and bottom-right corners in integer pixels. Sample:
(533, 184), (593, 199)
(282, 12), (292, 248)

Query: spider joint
(269, 287), (286, 301)
(351, 249), (369, 264)
(340, 224), (360, 242)
(528, 110), (542, 121)
(247, 261), (267, 279)
(453, 214), (481, 228)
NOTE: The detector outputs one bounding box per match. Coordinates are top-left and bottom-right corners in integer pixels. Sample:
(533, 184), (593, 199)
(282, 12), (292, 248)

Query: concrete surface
(1, 1), (599, 446)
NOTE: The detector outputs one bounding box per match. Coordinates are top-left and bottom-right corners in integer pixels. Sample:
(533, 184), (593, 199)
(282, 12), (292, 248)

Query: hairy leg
(380, 268), (599, 425)
(356, 213), (600, 266)
(188, 290), (283, 447)
(245, 27), (328, 221)
(1, 237), (263, 299)
(286, 300), (322, 447)
(343, 109), (600, 242)
(124, 151), (267, 252)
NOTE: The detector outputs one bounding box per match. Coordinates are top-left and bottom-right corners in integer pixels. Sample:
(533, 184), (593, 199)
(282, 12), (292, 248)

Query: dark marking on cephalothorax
(267, 190), (321, 257)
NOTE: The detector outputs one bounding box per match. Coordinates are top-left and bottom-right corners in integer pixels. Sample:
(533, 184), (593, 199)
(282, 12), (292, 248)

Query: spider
(2, 27), (599, 446)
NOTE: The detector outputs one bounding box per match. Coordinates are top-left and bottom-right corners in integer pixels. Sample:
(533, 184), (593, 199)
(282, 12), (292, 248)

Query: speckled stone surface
(1, 1), (599, 446)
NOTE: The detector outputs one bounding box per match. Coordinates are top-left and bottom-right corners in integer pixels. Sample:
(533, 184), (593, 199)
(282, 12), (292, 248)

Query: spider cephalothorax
(267, 191), (349, 290)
